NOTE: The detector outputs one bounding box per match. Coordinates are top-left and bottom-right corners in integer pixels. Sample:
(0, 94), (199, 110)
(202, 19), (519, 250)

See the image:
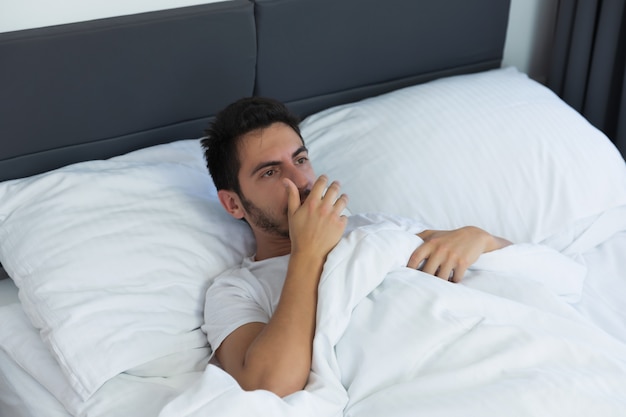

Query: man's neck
(254, 233), (292, 261)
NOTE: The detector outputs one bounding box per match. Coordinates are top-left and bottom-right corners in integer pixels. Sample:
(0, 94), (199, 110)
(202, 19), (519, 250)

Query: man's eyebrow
(292, 145), (308, 158)
(249, 146), (308, 176)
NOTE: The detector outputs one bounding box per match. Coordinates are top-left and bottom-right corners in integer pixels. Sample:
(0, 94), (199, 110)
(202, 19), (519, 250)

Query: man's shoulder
(209, 254), (290, 290)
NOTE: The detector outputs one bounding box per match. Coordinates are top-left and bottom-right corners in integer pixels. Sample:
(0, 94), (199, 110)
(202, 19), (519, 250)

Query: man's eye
(296, 157), (308, 165)
(262, 169), (275, 177)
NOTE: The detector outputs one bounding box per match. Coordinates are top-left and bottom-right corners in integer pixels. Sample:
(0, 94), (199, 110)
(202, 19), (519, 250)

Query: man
(201, 97), (511, 398)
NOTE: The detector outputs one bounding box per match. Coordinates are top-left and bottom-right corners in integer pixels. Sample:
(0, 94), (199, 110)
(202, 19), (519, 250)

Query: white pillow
(0, 139), (255, 400)
(301, 67), (626, 244)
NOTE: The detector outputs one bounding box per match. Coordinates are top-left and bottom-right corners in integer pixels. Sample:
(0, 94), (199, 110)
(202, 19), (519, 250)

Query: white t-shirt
(202, 213), (428, 356)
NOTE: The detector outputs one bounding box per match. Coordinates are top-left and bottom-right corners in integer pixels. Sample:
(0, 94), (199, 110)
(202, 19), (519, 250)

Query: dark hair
(201, 97), (302, 194)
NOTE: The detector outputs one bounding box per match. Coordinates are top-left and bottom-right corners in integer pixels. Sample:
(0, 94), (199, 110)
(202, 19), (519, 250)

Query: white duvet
(160, 221), (626, 417)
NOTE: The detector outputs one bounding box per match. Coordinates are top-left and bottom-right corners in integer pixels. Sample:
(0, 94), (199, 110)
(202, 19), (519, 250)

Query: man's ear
(217, 190), (245, 220)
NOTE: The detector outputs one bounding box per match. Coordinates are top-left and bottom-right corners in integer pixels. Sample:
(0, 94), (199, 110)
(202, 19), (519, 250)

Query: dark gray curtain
(548, 0), (626, 158)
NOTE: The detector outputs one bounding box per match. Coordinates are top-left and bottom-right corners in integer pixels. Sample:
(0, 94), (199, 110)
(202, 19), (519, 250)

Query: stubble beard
(239, 194), (290, 239)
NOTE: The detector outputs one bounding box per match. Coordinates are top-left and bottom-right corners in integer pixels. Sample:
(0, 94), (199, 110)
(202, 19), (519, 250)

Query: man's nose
(284, 164), (310, 189)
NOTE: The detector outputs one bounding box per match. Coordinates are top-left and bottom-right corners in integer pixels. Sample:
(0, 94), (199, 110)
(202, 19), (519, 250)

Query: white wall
(502, 0), (559, 83)
(1, 0), (558, 83)
(0, 0), (223, 32)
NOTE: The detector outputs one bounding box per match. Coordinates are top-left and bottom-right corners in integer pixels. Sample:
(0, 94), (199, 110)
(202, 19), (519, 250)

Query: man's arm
(216, 176), (347, 397)
(216, 252), (325, 396)
(410, 226), (512, 282)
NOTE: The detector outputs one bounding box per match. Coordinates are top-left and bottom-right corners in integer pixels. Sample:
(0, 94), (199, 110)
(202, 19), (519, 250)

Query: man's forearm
(236, 252), (324, 396)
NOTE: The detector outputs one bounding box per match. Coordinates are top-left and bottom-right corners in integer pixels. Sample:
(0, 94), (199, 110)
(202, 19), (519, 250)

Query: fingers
(407, 245), (464, 283)
(283, 178), (301, 217)
(308, 175), (330, 200)
(449, 266), (468, 283)
(305, 175), (349, 214)
(326, 182), (349, 215)
(288, 175), (349, 258)
(422, 256), (454, 281)
(406, 247), (426, 270)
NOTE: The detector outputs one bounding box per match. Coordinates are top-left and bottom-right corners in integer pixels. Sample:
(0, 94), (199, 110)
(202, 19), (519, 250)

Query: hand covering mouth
(299, 189), (310, 204)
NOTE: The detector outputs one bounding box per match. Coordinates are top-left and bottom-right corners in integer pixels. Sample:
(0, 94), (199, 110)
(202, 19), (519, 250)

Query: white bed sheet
(575, 229), (626, 343)
(0, 270), (17, 307)
(0, 293), (203, 417)
(0, 349), (202, 417)
(0, 277), (70, 417)
(1, 276), (201, 417)
(2, 225), (626, 417)
(1, 276), (69, 417)
(0, 347), (71, 417)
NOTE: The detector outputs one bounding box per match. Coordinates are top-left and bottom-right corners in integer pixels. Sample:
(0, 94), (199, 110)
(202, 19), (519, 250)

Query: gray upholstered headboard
(0, 0), (510, 182)
(0, 1), (256, 181)
(254, 0), (510, 117)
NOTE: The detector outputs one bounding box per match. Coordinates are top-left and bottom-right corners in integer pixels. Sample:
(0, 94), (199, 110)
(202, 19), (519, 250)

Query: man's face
(232, 122), (315, 238)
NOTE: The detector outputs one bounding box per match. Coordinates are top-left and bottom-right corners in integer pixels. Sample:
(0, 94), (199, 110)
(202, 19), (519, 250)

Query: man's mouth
(299, 189), (310, 204)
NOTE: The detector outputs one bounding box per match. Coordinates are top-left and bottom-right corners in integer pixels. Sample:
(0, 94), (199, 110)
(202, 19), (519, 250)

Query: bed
(2, 0), (626, 416)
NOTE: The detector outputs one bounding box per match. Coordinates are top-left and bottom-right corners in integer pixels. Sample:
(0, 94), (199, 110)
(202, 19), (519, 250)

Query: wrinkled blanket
(160, 221), (626, 417)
